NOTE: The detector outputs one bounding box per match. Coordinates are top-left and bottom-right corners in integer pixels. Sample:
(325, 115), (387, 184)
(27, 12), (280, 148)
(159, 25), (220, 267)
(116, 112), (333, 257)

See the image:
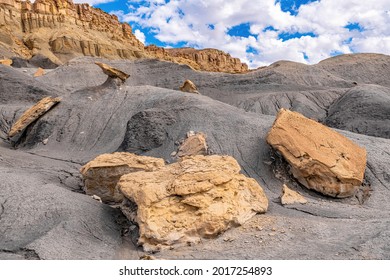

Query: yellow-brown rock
(267, 108), (367, 198)
(8, 96), (61, 138)
(0, 59), (12, 66)
(118, 155), (268, 251)
(0, 0), (248, 73)
(80, 152), (165, 203)
(95, 62), (129, 82)
(146, 45), (249, 73)
(280, 184), (307, 205)
(33, 67), (45, 77)
(179, 79), (199, 94)
(0, 0), (144, 63)
(177, 132), (208, 157)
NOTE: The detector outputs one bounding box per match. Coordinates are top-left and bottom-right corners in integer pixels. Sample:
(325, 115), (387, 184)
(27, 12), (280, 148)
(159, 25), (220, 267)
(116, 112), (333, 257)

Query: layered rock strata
(146, 45), (248, 73)
(0, 0), (248, 73)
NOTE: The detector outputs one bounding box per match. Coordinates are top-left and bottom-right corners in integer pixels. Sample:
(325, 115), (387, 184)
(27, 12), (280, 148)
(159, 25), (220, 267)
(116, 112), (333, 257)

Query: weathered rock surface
(179, 79), (199, 94)
(177, 132), (208, 157)
(95, 62), (129, 82)
(8, 96), (61, 138)
(280, 184), (307, 205)
(325, 84), (390, 139)
(118, 155), (268, 251)
(267, 109), (367, 198)
(80, 152), (165, 203)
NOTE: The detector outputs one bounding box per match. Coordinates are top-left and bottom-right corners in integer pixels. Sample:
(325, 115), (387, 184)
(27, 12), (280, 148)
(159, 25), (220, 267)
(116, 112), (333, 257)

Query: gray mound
(325, 85), (390, 139)
(0, 147), (125, 260)
(1, 55), (390, 259)
(11, 57), (30, 68)
(0, 65), (60, 105)
(317, 53), (390, 87)
(36, 57), (355, 120)
(28, 54), (59, 69)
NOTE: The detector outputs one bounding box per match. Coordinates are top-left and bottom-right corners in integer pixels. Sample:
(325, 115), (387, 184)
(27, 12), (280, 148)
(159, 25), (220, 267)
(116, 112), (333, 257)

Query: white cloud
(107, 0), (390, 67)
(134, 29), (146, 44)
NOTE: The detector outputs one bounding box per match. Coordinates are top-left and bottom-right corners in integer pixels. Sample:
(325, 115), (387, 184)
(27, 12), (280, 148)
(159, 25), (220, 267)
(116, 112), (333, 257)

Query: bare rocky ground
(0, 54), (389, 259)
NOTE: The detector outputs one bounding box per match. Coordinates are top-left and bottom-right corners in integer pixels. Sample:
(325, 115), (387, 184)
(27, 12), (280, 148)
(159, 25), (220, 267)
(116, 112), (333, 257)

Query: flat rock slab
(8, 96), (61, 138)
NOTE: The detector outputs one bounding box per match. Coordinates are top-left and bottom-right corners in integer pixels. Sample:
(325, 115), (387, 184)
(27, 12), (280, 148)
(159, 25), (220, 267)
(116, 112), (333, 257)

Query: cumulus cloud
(134, 29), (146, 44)
(109, 0), (390, 67)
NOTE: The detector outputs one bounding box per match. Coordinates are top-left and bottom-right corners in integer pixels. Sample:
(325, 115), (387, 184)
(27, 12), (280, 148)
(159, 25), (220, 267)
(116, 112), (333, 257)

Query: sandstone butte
(0, 0), (248, 73)
(80, 152), (165, 203)
(8, 96), (61, 138)
(267, 109), (367, 198)
(117, 155), (268, 252)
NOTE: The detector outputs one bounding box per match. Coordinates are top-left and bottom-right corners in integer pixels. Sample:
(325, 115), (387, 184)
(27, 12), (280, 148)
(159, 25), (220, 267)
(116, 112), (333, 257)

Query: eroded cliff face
(0, 0), (248, 73)
(0, 0), (145, 64)
(146, 45), (249, 73)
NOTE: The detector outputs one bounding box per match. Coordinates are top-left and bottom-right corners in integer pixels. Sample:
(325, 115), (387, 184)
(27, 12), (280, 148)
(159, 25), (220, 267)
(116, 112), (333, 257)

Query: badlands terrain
(1, 0), (390, 260)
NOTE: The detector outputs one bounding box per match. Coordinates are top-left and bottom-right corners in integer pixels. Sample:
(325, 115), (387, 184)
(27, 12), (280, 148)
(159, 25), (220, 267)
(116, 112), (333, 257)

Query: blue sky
(76, 0), (390, 68)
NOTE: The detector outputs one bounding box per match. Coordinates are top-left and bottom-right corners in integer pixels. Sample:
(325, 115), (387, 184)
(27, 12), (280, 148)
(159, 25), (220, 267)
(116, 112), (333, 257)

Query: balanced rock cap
(95, 62), (130, 82)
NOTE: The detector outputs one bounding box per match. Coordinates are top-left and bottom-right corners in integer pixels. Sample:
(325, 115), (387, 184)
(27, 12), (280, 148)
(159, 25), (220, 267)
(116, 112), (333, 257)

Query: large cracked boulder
(118, 155), (268, 252)
(80, 152), (165, 203)
(267, 109), (367, 198)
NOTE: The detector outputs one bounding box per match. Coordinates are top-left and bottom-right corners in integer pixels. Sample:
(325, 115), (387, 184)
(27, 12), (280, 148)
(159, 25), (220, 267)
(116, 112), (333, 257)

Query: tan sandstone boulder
(118, 155), (268, 251)
(280, 184), (307, 205)
(0, 59), (12, 66)
(80, 152), (165, 203)
(95, 62), (130, 82)
(33, 67), (45, 77)
(267, 109), (367, 198)
(177, 132), (208, 158)
(8, 96), (61, 138)
(179, 80), (199, 94)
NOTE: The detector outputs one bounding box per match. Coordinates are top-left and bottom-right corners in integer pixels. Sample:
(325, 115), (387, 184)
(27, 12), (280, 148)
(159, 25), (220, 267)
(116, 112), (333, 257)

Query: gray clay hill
(1, 53), (390, 260)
